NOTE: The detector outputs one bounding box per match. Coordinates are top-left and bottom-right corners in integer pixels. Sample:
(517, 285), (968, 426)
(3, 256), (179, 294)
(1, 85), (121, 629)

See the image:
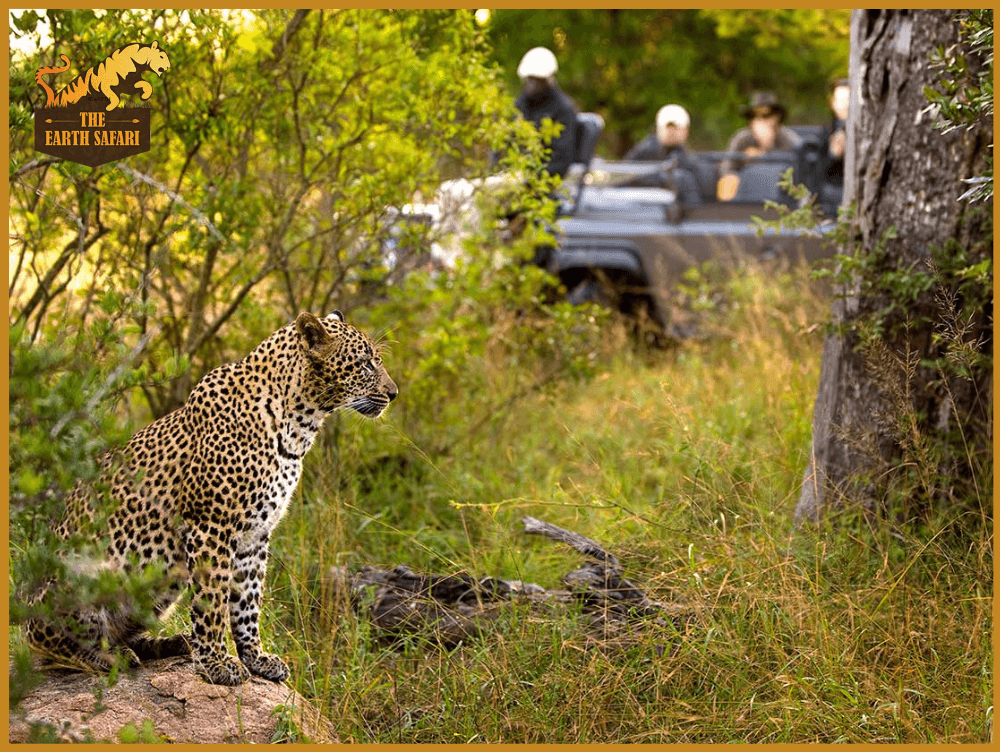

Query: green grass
(265, 260), (993, 743)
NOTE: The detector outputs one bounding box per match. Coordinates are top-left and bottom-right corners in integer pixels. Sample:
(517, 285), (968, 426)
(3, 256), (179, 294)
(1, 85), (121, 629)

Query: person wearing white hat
(624, 104), (692, 161)
(621, 103), (707, 203)
(513, 46), (578, 179)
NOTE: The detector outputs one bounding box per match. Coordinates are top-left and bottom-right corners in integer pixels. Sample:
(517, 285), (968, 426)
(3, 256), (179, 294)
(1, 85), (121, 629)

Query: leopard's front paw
(241, 652), (289, 682)
(196, 653), (250, 685)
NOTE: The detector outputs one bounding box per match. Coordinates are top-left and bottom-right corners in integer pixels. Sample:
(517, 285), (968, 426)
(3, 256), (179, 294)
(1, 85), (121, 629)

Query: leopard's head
(294, 311), (397, 417)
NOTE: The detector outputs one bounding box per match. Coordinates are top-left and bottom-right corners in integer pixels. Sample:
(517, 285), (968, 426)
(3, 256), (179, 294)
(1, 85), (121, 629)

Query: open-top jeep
(543, 114), (839, 330)
(381, 115), (839, 334)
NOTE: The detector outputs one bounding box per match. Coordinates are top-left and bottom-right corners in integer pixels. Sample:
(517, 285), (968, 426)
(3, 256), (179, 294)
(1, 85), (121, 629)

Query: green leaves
(9, 9), (42, 33)
(923, 10), (993, 202)
(10, 9), (539, 416)
(7, 16), (609, 691)
(8, 6), (584, 551)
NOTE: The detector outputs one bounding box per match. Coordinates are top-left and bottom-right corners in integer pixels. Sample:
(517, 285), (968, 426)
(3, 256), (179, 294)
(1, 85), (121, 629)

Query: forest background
(8, 9), (991, 744)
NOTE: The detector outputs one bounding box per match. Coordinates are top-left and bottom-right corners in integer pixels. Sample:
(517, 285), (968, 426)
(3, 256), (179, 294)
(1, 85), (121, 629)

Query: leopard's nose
(387, 386), (398, 402)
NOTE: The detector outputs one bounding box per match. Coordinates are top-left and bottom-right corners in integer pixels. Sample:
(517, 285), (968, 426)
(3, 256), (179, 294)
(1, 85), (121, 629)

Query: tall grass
(270, 259), (991, 742)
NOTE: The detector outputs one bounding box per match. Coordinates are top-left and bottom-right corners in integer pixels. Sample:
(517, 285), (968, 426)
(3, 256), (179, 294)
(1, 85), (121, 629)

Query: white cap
(517, 47), (558, 79)
(656, 104), (690, 130)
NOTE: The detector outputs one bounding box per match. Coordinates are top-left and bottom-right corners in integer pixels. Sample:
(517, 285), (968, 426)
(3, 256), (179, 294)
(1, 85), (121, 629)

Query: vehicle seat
(795, 137), (824, 195)
(732, 162), (796, 205)
(569, 112), (604, 214)
(693, 159), (719, 202)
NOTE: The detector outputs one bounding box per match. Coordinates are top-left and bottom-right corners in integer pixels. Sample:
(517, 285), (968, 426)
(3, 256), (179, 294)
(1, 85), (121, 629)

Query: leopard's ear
(151, 41), (159, 49)
(295, 311), (331, 350)
(326, 310), (345, 323)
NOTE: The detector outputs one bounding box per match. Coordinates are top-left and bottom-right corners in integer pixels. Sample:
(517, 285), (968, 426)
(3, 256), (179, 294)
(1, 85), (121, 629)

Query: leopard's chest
(239, 453), (303, 542)
(185, 369), (325, 545)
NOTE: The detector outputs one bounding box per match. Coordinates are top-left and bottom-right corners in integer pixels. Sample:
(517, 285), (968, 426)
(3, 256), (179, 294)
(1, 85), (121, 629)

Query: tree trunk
(796, 10), (992, 522)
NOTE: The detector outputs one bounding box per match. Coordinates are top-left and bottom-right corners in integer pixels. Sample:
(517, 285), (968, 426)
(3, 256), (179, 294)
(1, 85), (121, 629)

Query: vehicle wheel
(566, 276), (616, 308)
(624, 294), (670, 349)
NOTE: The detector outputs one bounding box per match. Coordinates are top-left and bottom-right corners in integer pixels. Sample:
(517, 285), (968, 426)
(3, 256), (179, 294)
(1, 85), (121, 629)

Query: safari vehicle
(544, 114), (840, 331)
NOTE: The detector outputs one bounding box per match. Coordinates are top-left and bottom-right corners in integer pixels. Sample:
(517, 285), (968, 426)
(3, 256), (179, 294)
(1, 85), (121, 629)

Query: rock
(8, 656), (337, 744)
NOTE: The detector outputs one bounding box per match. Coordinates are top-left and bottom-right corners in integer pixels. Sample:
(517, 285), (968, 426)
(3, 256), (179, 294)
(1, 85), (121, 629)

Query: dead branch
(320, 517), (693, 650)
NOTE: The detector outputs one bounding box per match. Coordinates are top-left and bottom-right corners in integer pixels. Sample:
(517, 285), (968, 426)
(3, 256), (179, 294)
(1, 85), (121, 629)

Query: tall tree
(796, 10), (992, 525)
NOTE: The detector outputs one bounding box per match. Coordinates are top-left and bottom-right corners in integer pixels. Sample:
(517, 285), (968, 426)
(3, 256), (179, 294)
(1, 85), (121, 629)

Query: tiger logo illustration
(35, 41), (170, 112)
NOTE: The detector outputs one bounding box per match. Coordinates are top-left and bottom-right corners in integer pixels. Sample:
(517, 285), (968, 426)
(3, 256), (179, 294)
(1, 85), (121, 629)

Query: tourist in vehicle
(513, 46), (578, 180)
(618, 104), (705, 204)
(812, 77), (850, 216)
(624, 104), (694, 161)
(717, 91), (802, 200)
(822, 77), (850, 185)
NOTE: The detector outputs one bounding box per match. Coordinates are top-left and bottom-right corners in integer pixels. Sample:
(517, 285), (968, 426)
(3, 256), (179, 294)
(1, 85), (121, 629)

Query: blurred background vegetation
(7, 9), (989, 743)
(486, 8), (850, 152)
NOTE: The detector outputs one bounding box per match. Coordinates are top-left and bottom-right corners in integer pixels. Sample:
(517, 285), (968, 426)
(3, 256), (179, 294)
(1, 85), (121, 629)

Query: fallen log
(322, 516), (692, 648)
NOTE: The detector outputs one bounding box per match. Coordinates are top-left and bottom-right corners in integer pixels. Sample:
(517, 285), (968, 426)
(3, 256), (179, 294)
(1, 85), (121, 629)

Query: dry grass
(265, 259), (991, 742)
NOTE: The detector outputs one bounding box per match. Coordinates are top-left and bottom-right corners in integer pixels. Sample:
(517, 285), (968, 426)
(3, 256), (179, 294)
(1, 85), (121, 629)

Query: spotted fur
(27, 312), (397, 685)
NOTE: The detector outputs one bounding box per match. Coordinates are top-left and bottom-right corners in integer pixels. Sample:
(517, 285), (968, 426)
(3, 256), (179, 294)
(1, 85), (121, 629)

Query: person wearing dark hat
(717, 91), (802, 200)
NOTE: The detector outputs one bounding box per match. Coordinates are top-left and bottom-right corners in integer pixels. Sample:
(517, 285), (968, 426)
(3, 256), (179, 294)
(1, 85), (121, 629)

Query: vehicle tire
(565, 276), (616, 308)
(624, 294), (670, 349)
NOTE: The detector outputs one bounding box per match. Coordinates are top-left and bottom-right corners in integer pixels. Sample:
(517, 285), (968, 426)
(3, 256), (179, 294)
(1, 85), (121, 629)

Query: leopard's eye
(361, 359), (377, 374)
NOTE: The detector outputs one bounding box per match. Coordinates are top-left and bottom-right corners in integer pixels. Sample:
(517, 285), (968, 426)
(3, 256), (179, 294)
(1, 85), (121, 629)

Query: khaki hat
(739, 91), (787, 121)
(656, 104), (690, 129)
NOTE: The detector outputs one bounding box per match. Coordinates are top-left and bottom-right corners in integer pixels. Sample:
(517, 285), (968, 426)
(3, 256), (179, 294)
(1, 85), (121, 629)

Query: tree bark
(796, 10), (992, 522)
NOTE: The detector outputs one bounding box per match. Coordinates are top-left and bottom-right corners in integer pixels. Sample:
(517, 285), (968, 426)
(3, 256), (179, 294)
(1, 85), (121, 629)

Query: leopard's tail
(34, 54), (71, 107)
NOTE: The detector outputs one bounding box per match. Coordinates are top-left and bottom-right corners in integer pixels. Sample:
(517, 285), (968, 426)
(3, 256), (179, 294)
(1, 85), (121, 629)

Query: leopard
(35, 41), (170, 111)
(26, 311), (397, 685)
